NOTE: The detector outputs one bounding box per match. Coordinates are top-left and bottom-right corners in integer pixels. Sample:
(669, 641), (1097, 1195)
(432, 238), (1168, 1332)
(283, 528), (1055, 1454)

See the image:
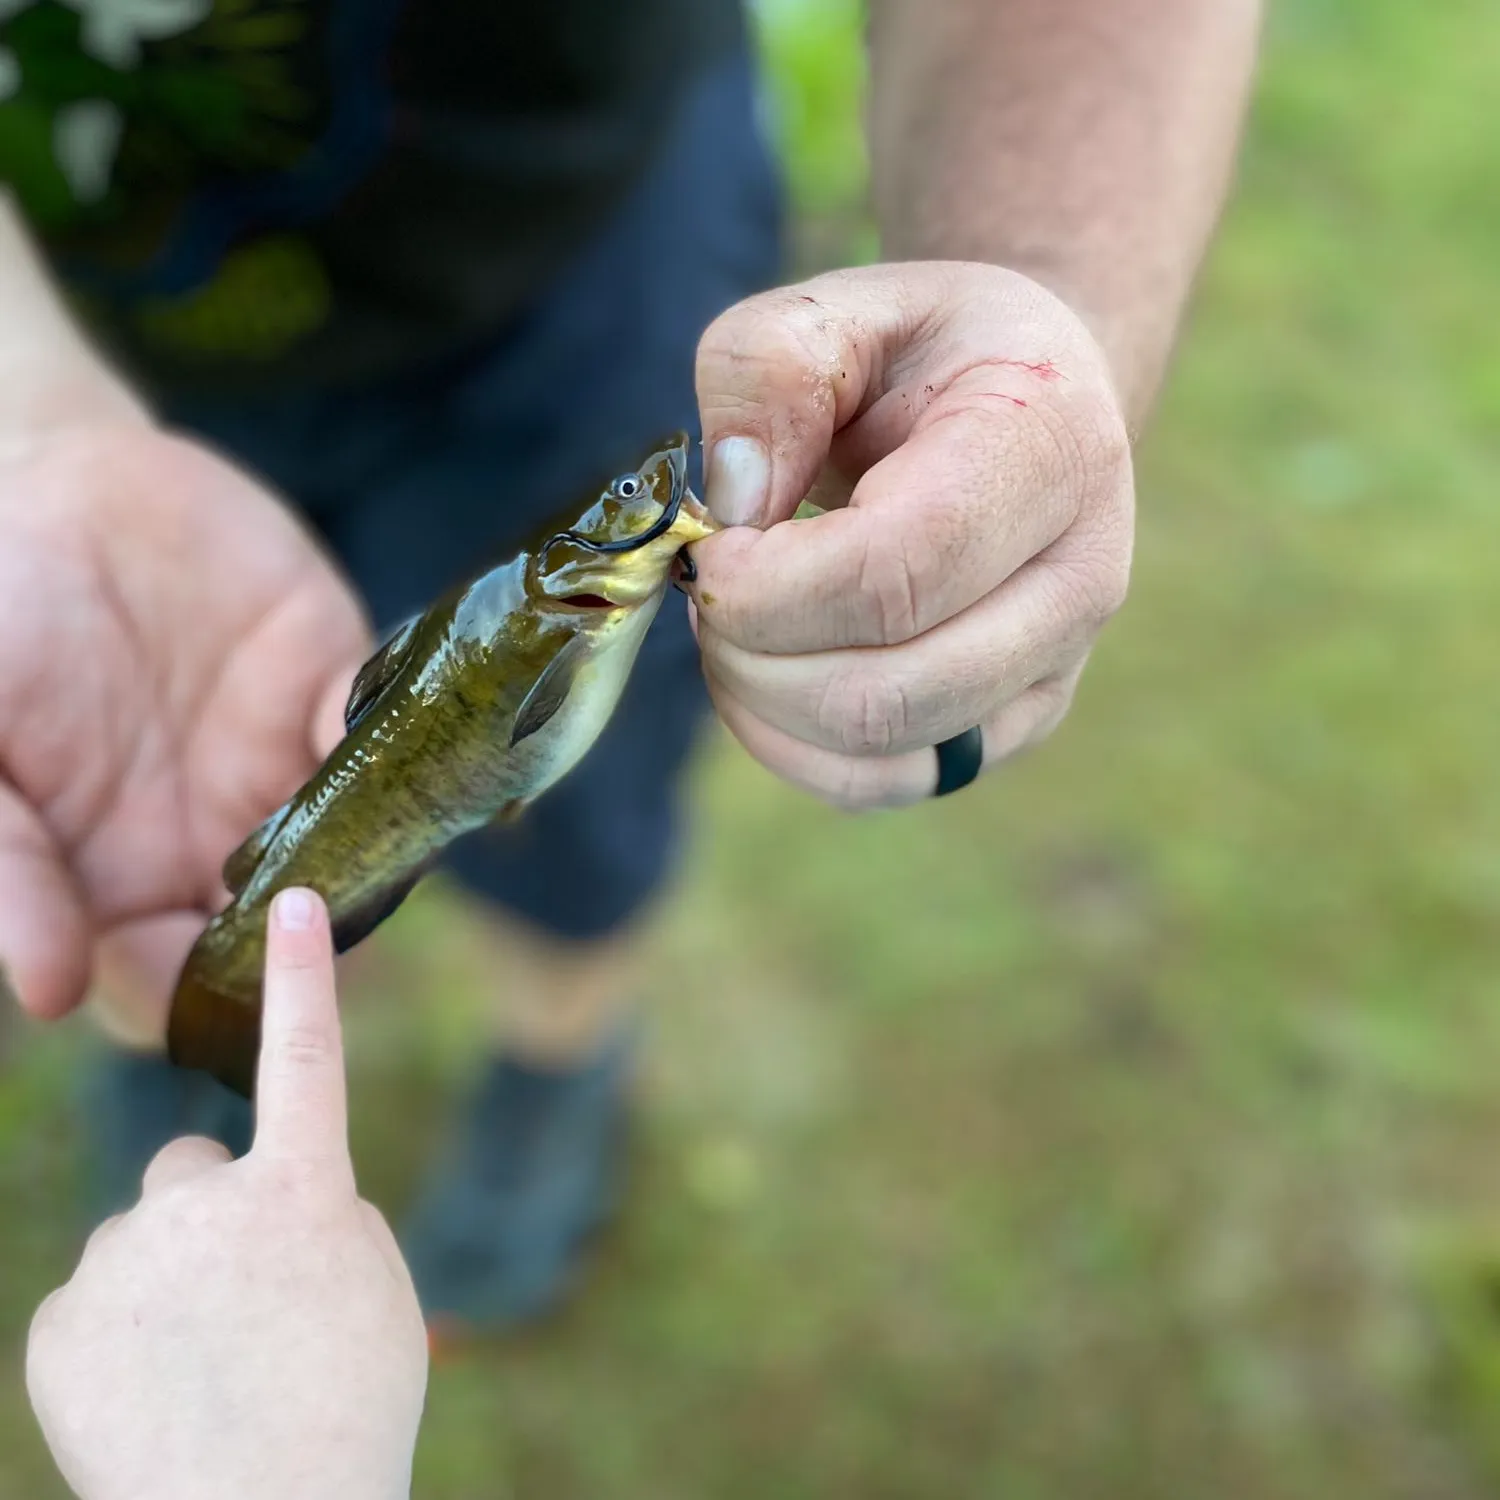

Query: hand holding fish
(690, 261), (1136, 809)
(27, 888), (428, 1500)
(0, 410), (371, 1026)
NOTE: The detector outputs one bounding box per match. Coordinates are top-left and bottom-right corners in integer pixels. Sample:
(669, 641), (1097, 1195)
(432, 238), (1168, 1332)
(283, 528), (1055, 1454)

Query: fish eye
(613, 474), (642, 500)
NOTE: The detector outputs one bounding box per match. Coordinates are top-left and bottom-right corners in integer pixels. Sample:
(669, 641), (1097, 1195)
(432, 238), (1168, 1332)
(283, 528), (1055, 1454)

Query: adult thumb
(694, 266), (935, 531)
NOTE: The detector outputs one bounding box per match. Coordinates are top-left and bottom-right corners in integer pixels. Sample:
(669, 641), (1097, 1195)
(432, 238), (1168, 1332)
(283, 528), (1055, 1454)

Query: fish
(167, 432), (718, 1099)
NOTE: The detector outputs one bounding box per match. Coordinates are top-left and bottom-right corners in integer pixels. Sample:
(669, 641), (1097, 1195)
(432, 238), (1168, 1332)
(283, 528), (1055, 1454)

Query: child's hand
(28, 888), (428, 1500)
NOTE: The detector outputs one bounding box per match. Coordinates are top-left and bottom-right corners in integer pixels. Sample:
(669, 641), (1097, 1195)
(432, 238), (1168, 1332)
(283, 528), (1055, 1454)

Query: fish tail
(166, 956), (262, 1102)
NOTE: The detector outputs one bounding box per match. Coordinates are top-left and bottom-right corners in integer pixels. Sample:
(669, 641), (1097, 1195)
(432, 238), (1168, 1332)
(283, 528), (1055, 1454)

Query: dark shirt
(0, 0), (745, 390)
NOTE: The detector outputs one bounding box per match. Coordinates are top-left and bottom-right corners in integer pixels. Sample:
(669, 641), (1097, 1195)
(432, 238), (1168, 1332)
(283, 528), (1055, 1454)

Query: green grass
(7, 1), (1500, 1495)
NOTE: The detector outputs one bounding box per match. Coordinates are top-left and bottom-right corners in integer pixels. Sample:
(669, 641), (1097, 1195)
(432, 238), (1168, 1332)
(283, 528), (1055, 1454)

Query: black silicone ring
(933, 727), (984, 797)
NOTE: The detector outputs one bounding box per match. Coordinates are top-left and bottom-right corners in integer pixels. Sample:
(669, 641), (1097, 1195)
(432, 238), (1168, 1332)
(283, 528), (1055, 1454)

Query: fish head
(531, 433), (719, 617)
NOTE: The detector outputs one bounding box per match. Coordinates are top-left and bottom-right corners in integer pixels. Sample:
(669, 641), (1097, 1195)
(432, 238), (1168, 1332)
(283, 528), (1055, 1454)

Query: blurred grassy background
(6, 0), (1500, 1495)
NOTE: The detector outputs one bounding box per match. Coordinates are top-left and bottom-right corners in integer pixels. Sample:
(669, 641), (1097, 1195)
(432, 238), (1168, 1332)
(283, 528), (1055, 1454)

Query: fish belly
(510, 612), (658, 804)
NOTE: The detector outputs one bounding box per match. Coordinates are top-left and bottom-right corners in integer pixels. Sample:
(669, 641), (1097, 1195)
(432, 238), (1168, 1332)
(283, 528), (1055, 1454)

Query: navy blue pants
(159, 54), (784, 942)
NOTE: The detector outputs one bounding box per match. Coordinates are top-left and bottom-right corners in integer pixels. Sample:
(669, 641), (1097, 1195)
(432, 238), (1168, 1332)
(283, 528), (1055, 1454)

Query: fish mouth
(670, 482), (717, 544)
(537, 434), (720, 612)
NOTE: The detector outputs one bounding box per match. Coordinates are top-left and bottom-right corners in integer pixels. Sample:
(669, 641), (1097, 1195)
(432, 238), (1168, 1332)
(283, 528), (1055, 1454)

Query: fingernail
(274, 888), (315, 931)
(706, 437), (770, 528)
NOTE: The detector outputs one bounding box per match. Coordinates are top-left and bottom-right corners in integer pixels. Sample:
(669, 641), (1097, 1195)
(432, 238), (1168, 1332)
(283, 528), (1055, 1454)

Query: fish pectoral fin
(344, 614), (421, 733)
(510, 633), (585, 748)
(492, 799), (526, 826)
(221, 805), (290, 895)
(329, 862), (432, 955)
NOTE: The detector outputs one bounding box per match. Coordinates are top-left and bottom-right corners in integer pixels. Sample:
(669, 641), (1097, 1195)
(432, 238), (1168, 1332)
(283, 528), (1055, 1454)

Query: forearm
(0, 193), (145, 430)
(867, 0), (1262, 424)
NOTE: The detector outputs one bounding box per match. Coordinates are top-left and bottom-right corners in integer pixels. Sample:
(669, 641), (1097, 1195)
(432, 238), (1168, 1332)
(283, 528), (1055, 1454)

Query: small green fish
(168, 433), (718, 1098)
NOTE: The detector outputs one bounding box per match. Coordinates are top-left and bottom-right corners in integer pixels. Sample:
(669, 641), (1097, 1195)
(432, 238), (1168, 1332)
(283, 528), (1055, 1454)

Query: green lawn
(6, 2), (1500, 1496)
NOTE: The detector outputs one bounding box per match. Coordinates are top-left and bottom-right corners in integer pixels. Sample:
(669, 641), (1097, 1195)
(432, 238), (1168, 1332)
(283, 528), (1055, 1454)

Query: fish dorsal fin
(510, 633), (586, 748)
(345, 615), (420, 733)
(221, 805), (290, 895)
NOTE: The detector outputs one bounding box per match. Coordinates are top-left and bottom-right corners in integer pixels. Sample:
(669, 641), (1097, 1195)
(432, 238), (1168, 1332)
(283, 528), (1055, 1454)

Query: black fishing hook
(538, 440), (689, 568)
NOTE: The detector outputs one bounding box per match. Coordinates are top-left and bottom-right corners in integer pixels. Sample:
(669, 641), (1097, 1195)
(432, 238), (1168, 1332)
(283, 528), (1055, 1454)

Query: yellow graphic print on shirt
(0, 0), (388, 361)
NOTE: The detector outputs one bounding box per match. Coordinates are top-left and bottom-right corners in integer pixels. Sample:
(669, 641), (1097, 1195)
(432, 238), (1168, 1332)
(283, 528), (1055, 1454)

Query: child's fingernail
(274, 888), (315, 931)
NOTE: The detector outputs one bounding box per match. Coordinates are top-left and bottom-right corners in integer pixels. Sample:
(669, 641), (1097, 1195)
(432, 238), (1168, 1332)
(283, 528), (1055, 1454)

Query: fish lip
(675, 483), (717, 533)
(556, 592), (625, 613)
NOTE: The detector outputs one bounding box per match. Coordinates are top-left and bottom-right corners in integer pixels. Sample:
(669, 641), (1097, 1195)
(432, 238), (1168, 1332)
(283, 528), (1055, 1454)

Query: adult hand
(27, 888), (428, 1500)
(0, 409), (369, 1030)
(691, 261), (1134, 809)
